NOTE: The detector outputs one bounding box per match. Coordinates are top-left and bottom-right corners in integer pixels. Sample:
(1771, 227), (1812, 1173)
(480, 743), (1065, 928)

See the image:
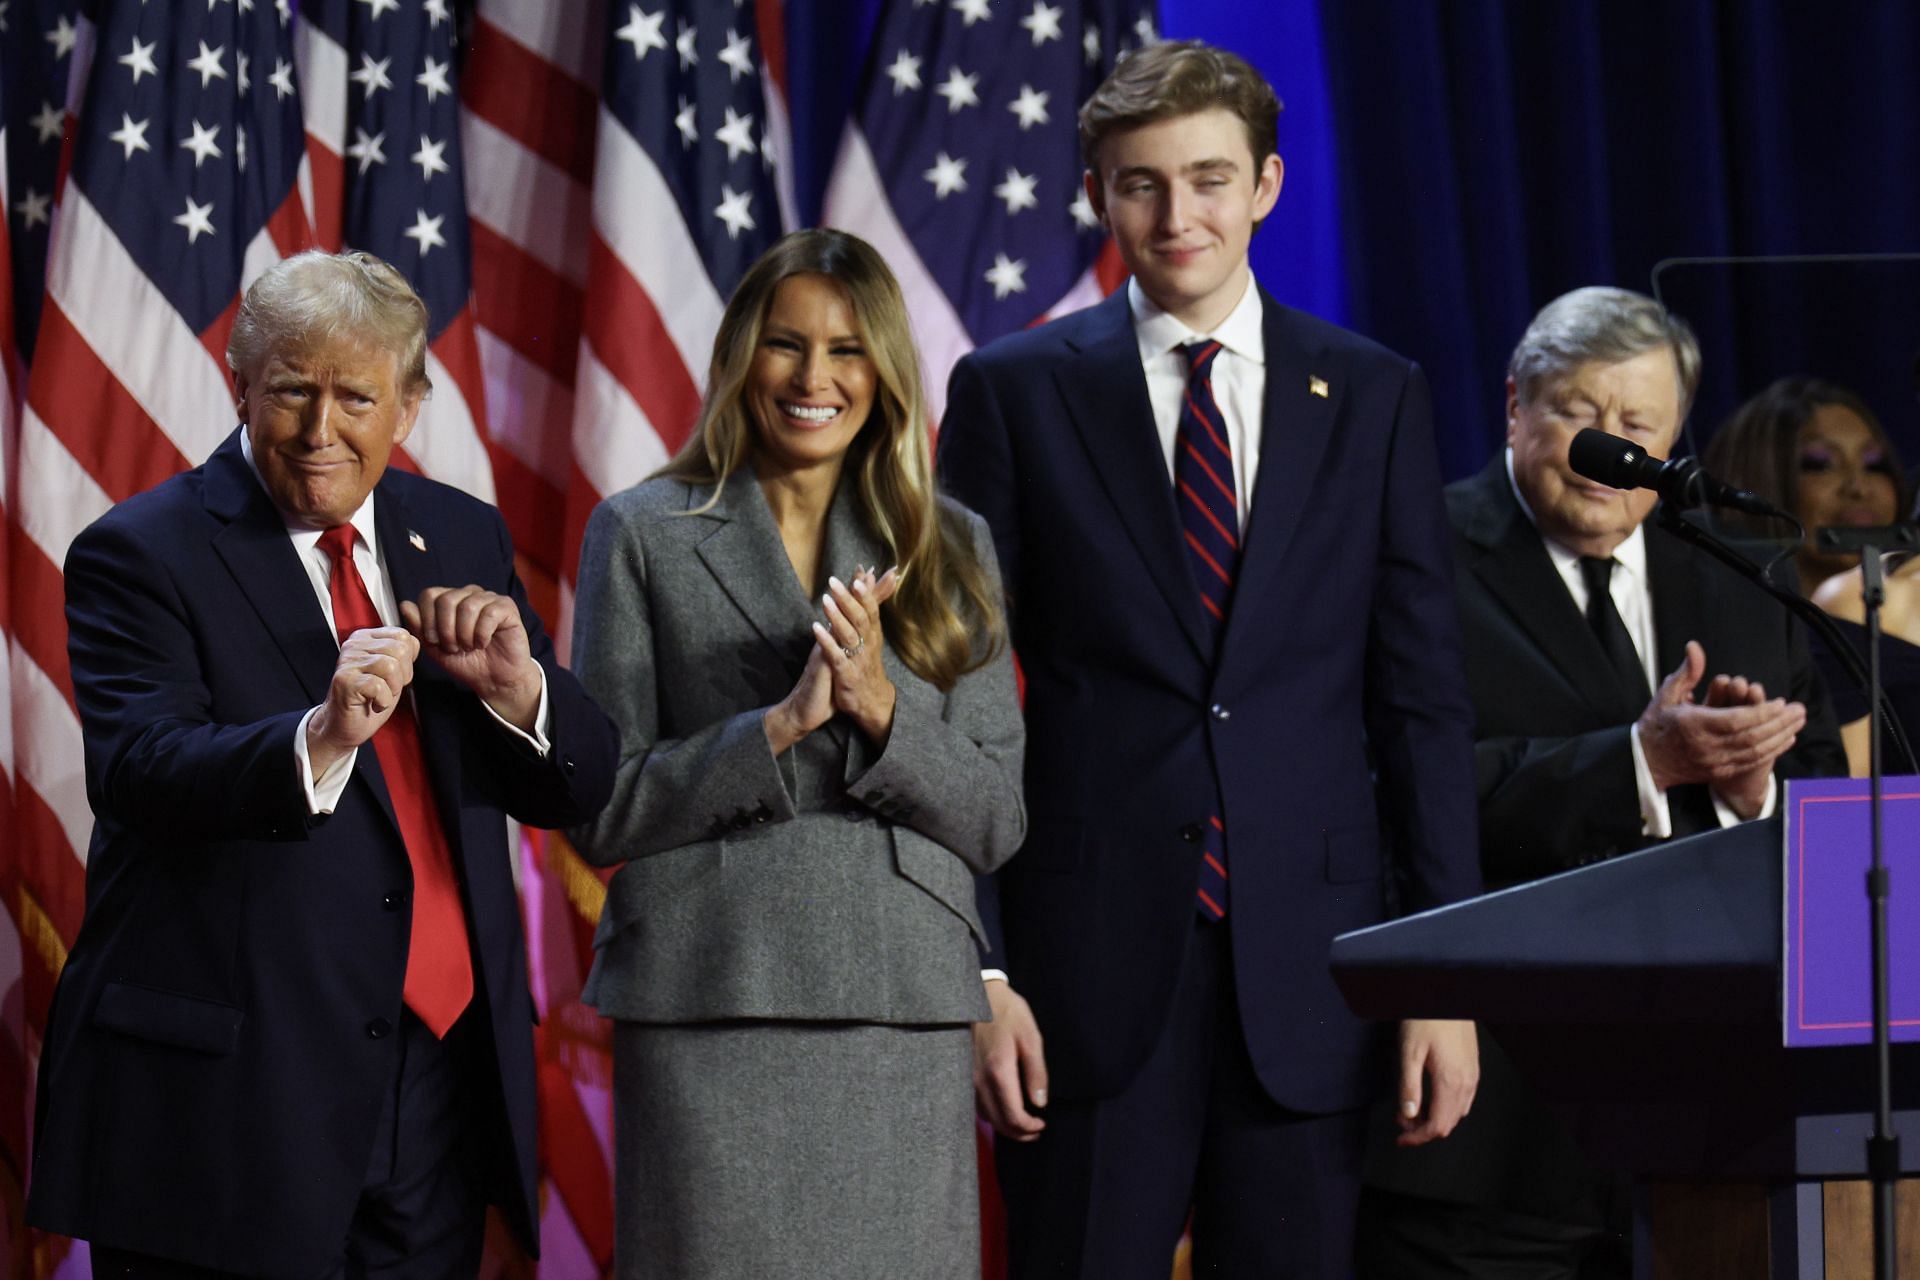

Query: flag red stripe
(29, 302), (192, 503)
(582, 233), (704, 456)
(15, 780), (87, 949)
(464, 20), (598, 187)
(200, 294), (243, 378)
(536, 1052), (616, 1267)
(265, 181), (316, 259)
(307, 138), (345, 252)
(10, 528), (75, 709)
(489, 442), (566, 582)
(470, 220), (583, 386)
(429, 308), (490, 436)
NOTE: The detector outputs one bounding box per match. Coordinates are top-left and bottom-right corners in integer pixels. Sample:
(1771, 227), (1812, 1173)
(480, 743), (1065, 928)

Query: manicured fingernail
(829, 576), (844, 592)
(1032, 1088), (1047, 1106)
(1402, 1100), (1420, 1118)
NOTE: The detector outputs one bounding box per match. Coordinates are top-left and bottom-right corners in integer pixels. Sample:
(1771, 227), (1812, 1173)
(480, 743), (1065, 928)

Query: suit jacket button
(1181, 823), (1204, 843)
(1210, 703), (1230, 720)
(562, 755), (576, 773)
(382, 892), (406, 912)
(366, 1018), (393, 1040)
(731, 812), (752, 831)
(752, 804), (772, 824)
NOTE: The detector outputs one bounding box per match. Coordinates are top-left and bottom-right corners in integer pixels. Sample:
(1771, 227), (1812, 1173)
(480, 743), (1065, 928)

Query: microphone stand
(1658, 504), (1907, 1277)
(1817, 525), (1908, 1280)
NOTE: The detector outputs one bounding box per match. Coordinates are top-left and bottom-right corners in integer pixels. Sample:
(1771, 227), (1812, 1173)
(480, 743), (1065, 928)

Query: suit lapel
(1644, 515), (1706, 679)
(204, 432), (339, 708)
(1458, 463), (1641, 722)
(692, 475), (825, 673)
(1221, 296), (1342, 661)
(1054, 292), (1210, 663)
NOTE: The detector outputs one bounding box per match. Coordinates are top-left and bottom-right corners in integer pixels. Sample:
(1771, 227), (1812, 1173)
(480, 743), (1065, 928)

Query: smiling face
(745, 272), (877, 480)
(238, 332), (422, 529)
(1795, 401), (1901, 582)
(1507, 347), (1684, 558)
(1088, 107), (1282, 333)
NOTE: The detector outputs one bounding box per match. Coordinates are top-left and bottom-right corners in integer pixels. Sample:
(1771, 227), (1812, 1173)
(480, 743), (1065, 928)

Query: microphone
(1566, 428), (1788, 518)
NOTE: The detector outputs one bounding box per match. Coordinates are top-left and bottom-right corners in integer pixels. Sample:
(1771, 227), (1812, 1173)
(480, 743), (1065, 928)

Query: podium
(1331, 817), (1919, 1277)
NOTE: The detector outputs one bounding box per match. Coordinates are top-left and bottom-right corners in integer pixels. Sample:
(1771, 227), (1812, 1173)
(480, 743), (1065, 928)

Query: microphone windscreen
(1566, 428), (1648, 489)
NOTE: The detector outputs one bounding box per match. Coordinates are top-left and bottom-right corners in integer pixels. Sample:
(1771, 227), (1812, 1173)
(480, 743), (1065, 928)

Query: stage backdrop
(0, 2), (1914, 1277)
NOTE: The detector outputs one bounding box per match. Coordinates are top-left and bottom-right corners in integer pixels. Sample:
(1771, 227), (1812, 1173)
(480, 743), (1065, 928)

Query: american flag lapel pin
(1309, 376), (1330, 399)
(408, 530), (427, 552)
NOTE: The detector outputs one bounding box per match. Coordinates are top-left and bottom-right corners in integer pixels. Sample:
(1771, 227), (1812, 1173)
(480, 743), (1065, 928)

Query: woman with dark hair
(1705, 376), (1919, 773)
(568, 228), (1025, 1275)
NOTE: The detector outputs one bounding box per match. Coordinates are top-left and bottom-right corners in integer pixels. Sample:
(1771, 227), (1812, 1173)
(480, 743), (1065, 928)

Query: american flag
(821, 0), (1154, 423)
(0, 0), (1143, 1271)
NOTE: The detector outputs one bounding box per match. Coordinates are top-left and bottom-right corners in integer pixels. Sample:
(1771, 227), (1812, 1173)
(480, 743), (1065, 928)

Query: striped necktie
(1174, 340), (1237, 921)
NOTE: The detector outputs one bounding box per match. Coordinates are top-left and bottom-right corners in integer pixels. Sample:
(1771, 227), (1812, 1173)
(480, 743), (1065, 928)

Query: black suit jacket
(940, 287), (1481, 1114)
(27, 432), (618, 1275)
(1366, 457), (1845, 1217)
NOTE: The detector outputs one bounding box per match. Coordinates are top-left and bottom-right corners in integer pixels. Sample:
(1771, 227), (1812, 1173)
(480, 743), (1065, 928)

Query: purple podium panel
(1783, 777), (1920, 1048)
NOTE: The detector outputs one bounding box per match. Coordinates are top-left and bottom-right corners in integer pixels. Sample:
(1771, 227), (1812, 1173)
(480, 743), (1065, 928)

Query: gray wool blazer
(568, 473), (1026, 1026)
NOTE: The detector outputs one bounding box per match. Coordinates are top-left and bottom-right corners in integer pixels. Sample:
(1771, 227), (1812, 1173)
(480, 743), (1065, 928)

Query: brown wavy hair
(657, 229), (1005, 691)
(1703, 376), (1908, 540)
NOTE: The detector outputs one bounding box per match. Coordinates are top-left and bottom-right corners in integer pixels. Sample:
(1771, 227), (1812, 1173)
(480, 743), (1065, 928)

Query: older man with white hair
(1358, 286), (1846, 1277)
(29, 250), (618, 1277)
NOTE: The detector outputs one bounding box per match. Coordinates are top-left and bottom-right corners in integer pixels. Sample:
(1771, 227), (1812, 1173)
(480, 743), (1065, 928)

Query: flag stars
(109, 113), (151, 160)
(675, 96), (698, 148)
(994, 167), (1038, 214)
(985, 253), (1028, 299)
(187, 41), (228, 88)
(236, 124), (248, 172)
(120, 36), (159, 83)
(718, 29), (754, 82)
(1083, 26), (1101, 64)
(713, 184), (756, 239)
(951, 0), (991, 26)
(346, 126), (387, 174)
(885, 49), (922, 94)
(715, 106), (757, 162)
(45, 14), (77, 58)
(935, 66), (980, 113)
(356, 0), (399, 18)
(412, 134), (449, 181)
(1021, 2), (1063, 44)
(14, 188), (50, 231)
(276, 0), (291, 24)
(1133, 13), (1157, 45)
(923, 151), (968, 198)
(180, 119), (223, 168)
(1070, 187), (1100, 229)
(1008, 84), (1050, 130)
(416, 56), (451, 102)
(268, 58), (295, 99)
(616, 6), (668, 62)
(404, 209), (447, 256)
(675, 19), (698, 69)
(0, 2), (10, 35)
(174, 197), (216, 244)
(236, 51), (251, 96)
(425, 0), (450, 26)
(30, 101), (64, 145)
(351, 52), (393, 97)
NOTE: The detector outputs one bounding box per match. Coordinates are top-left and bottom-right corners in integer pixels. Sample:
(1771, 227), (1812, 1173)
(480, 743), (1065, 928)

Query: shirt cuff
(1712, 774), (1778, 827)
(1629, 721), (1674, 840)
(981, 969), (1009, 985)
(480, 667), (551, 756)
(295, 706), (356, 816)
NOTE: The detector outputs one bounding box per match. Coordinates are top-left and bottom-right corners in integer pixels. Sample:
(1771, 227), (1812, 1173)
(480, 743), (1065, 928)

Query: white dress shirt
(1131, 276), (1266, 530)
(1505, 449), (1774, 835)
(239, 435), (550, 815)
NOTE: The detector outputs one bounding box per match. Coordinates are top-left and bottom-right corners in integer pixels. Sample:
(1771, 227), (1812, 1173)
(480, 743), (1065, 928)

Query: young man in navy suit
(939, 41), (1483, 1277)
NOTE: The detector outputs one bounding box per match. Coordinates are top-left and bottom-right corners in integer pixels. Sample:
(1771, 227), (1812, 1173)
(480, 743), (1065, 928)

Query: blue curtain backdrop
(782, 0), (1920, 480)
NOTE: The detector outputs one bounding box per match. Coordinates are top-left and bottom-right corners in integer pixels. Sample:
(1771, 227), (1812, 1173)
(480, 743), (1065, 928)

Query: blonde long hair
(658, 229), (1005, 690)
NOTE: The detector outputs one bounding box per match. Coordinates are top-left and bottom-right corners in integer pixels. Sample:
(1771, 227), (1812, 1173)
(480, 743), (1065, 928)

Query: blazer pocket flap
(596, 843), (722, 946)
(1323, 822), (1384, 884)
(94, 982), (242, 1055)
(892, 830), (986, 941)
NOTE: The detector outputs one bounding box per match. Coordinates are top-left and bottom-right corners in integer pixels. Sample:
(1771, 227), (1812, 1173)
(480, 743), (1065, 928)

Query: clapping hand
(815, 565), (902, 745)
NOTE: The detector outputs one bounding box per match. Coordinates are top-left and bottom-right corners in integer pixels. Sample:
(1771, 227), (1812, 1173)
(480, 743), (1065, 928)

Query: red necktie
(318, 526), (472, 1037)
(1175, 342), (1234, 921)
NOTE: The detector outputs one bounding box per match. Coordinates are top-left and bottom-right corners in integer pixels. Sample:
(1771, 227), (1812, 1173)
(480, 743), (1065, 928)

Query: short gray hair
(227, 250), (432, 393)
(1508, 286), (1700, 413)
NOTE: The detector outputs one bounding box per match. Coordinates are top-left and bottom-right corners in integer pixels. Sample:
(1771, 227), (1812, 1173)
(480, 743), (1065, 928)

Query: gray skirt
(613, 1020), (979, 1279)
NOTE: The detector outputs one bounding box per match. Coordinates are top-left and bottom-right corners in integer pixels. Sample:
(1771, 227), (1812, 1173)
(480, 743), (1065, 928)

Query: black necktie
(1579, 556), (1651, 704)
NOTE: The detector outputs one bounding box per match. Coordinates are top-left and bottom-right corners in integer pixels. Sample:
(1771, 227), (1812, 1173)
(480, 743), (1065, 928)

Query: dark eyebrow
(1110, 157), (1239, 183)
(763, 323), (864, 345)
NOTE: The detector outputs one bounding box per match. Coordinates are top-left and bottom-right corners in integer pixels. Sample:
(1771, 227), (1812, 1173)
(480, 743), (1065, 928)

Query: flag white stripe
(476, 2), (602, 91)
(16, 407), (115, 576)
(414, 350), (499, 503)
(477, 325), (574, 489)
(294, 23), (349, 155)
(462, 113), (591, 286)
(14, 649), (91, 863)
(571, 346), (669, 508)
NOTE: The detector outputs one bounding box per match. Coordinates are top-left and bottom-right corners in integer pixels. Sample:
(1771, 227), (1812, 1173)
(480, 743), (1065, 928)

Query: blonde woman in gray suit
(569, 228), (1025, 1278)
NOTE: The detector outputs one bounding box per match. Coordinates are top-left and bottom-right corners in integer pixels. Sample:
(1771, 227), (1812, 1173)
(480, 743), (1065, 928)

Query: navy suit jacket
(939, 287), (1481, 1113)
(27, 432), (618, 1275)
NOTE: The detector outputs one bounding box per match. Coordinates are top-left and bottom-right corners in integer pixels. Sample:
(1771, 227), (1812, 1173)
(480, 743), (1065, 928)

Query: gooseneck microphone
(1566, 427), (1789, 518)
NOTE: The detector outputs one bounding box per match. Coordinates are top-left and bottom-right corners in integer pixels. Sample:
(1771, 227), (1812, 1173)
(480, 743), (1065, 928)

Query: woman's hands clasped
(764, 566), (902, 754)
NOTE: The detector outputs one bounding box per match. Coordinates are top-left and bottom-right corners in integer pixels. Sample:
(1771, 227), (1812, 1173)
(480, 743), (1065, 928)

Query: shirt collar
(1129, 275), (1265, 367)
(1505, 446), (1649, 579)
(240, 428), (380, 553)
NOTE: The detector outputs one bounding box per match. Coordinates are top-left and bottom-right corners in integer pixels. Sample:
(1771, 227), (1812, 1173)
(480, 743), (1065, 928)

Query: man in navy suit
(28, 251), (617, 1276)
(940, 40), (1483, 1279)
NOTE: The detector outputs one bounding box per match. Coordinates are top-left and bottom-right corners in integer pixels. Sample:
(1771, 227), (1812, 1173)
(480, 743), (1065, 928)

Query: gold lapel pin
(408, 530), (427, 552)
(1309, 376), (1330, 399)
